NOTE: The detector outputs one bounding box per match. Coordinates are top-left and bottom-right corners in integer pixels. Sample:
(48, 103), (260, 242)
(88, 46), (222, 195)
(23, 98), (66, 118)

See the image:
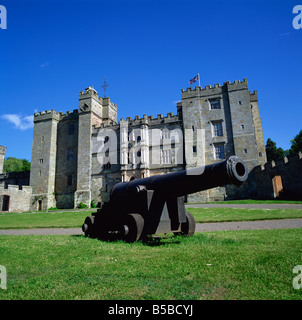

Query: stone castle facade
(28, 78), (266, 210)
(1, 78), (270, 211)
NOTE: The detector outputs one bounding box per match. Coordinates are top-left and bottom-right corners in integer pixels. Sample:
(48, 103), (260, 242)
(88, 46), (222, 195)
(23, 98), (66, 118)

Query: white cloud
(172, 100), (181, 105)
(1, 113), (34, 130)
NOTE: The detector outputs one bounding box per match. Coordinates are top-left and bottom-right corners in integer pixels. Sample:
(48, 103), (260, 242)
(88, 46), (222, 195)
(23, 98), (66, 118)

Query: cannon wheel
(123, 214), (144, 243)
(82, 216), (95, 238)
(175, 211), (196, 237)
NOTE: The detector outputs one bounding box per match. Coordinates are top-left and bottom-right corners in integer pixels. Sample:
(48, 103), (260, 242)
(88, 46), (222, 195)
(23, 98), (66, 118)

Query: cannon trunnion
(82, 156), (248, 242)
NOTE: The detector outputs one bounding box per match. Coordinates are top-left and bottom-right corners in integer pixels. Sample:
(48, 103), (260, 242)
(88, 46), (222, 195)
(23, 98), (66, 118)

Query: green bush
(91, 199), (97, 208)
(78, 202), (88, 209)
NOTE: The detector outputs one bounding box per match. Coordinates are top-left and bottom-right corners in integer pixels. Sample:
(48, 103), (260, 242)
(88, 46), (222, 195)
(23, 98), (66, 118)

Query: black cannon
(82, 156), (248, 242)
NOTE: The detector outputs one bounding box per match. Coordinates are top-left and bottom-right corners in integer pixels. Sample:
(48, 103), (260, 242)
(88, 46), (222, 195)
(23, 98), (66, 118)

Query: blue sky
(0, 0), (301, 160)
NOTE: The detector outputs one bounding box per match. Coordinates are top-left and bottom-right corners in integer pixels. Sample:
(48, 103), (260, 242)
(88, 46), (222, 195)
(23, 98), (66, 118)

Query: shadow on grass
(71, 234), (183, 246)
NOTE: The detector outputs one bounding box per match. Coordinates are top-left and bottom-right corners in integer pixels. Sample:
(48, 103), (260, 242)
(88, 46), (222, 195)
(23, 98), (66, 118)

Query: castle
(1, 78), (271, 211)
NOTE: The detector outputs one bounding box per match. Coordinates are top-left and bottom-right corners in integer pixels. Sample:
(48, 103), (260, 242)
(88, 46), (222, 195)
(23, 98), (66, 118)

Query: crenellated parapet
(181, 78), (248, 99)
(249, 90), (258, 102)
(257, 152), (302, 173)
(0, 145), (6, 156)
(92, 112), (181, 133)
(33, 109), (79, 123)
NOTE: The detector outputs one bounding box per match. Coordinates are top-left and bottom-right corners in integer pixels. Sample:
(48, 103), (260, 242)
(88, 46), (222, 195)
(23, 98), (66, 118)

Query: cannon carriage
(82, 156), (248, 242)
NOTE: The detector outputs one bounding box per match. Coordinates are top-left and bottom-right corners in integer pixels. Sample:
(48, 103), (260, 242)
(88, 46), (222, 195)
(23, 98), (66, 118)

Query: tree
(3, 157), (31, 173)
(288, 129), (302, 155)
(265, 138), (285, 162)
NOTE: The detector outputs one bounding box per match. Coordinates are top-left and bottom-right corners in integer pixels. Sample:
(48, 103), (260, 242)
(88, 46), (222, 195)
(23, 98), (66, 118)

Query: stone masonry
(0, 145), (6, 174)
(26, 79), (267, 210)
(0, 79), (272, 211)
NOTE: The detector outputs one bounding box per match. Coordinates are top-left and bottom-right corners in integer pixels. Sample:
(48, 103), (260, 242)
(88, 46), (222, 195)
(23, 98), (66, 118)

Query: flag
(189, 74), (199, 85)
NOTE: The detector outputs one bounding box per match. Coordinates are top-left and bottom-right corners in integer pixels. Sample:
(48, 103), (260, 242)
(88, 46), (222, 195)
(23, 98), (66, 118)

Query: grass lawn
(0, 229), (302, 300)
(199, 200), (302, 204)
(1, 207), (302, 229)
(187, 207), (302, 223)
(0, 210), (95, 229)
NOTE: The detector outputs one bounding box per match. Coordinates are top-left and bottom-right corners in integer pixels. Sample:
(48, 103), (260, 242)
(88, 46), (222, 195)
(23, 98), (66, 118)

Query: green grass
(199, 199), (302, 204)
(0, 229), (302, 300)
(1, 207), (302, 229)
(187, 207), (302, 223)
(0, 210), (95, 229)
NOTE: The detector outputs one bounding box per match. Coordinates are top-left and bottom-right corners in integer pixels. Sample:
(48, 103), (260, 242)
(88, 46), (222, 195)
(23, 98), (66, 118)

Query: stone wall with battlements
(227, 152), (302, 200)
(90, 111), (184, 204)
(27, 80), (268, 209)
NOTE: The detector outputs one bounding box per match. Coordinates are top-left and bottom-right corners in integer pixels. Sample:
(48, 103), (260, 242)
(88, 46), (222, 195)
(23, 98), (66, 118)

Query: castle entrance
(2, 195), (10, 211)
(272, 175), (283, 198)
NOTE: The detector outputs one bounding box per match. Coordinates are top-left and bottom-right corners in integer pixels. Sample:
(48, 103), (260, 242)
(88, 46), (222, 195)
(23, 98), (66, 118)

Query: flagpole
(198, 73), (200, 87)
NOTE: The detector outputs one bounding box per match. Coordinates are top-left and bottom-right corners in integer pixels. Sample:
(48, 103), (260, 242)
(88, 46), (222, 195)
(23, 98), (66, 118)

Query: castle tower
(180, 78), (266, 201)
(30, 110), (59, 210)
(250, 90), (267, 164)
(75, 87), (117, 208)
(0, 145), (7, 174)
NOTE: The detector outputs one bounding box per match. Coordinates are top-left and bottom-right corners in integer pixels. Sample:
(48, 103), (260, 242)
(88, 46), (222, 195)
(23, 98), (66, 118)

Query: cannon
(82, 155), (248, 242)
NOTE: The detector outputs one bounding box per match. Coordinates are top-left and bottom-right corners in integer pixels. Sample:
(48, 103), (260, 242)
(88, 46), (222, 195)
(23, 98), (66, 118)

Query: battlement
(1, 184), (32, 192)
(92, 112), (181, 133)
(181, 78), (248, 98)
(79, 86), (99, 97)
(257, 152), (302, 173)
(119, 112), (179, 126)
(34, 109), (79, 122)
(0, 145), (7, 155)
(250, 90), (258, 102)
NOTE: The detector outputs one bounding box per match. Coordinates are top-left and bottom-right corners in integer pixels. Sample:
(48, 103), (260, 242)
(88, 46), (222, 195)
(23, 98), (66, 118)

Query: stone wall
(0, 146), (6, 174)
(230, 152), (302, 200)
(0, 184), (32, 212)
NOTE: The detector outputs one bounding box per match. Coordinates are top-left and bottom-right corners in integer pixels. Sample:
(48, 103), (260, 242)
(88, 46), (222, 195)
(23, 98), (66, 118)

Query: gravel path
(195, 218), (302, 232)
(186, 203), (302, 210)
(1, 219), (302, 235)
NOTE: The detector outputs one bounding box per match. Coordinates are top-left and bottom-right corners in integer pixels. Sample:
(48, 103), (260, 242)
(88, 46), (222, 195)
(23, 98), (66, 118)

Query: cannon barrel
(110, 155), (248, 200)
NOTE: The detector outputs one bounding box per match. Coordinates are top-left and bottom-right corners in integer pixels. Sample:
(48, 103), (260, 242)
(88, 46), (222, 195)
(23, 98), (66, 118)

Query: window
(210, 99), (221, 110)
(39, 159), (43, 164)
(241, 124), (245, 129)
(214, 144), (225, 160)
(68, 124), (75, 135)
(192, 126), (195, 131)
(244, 149), (248, 154)
(238, 101), (242, 105)
(67, 149), (74, 161)
(259, 152), (262, 157)
(161, 150), (171, 164)
(67, 175), (72, 186)
(212, 121), (223, 137)
(104, 136), (109, 143)
(137, 136), (141, 142)
(162, 129), (170, 139)
(193, 146), (197, 153)
(103, 162), (111, 170)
